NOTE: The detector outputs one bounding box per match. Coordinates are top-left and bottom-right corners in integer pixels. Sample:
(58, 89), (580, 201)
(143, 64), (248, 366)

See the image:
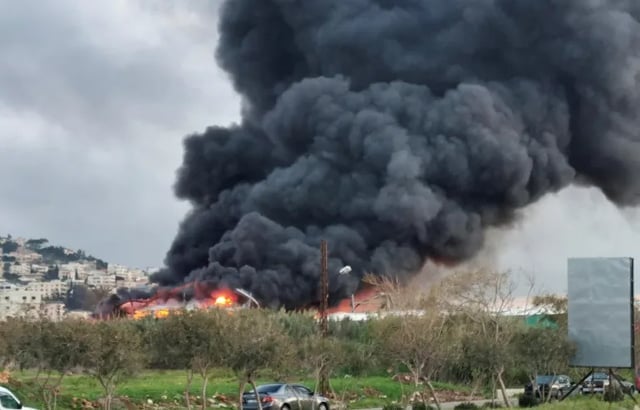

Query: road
(356, 388), (521, 410)
(359, 398), (517, 410)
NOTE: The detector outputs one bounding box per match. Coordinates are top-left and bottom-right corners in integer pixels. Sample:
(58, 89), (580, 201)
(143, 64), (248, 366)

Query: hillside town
(0, 235), (154, 321)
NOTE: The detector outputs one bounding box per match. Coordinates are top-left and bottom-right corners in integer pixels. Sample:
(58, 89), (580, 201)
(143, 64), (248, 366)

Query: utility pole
(318, 239), (330, 395)
(320, 239), (329, 337)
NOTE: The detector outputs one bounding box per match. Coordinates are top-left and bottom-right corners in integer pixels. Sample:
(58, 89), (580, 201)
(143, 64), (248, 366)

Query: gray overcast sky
(0, 0), (240, 269)
(2, 1), (640, 293)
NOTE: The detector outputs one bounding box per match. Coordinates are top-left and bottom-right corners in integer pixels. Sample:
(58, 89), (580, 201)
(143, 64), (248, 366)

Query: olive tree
(4, 318), (93, 409)
(329, 319), (378, 377)
(278, 310), (345, 395)
(372, 309), (453, 410)
(0, 318), (29, 371)
(188, 309), (232, 410)
(38, 319), (92, 410)
(225, 309), (295, 410)
(148, 311), (200, 410)
(436, 269), (524, 408)
(300, 336), (344, 396)
(82, 319), (146, 410)
(514, 326), (575, 402)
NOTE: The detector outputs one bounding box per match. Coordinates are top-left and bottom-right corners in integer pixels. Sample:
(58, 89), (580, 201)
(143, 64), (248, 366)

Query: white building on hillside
(41, 302), (65, 321)
(0, 283), (42, 320)
(86, 273), (116, 289)
(8, 263), (30, 276)
(25, 280), (69, 299)
(59, 262), (93, 280)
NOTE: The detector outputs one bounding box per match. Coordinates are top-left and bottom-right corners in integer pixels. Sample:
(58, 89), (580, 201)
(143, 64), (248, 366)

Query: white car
(0, 386), (37, 410)
(580, 372), (636, 395)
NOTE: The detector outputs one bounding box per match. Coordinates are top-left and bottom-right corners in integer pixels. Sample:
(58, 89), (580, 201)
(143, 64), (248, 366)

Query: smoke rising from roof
(150, 0), (640, 309)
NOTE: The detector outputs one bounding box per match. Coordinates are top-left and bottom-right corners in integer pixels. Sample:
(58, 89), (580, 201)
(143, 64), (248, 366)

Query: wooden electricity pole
(320, 240), (329, 337)
(318, 239), (330, 395)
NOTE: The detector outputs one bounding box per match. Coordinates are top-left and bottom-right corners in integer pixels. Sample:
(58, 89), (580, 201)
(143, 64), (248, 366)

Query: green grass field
(534, 396), (640, 409)
(8, 370), (640, 410)
(7, 370), (473, 409)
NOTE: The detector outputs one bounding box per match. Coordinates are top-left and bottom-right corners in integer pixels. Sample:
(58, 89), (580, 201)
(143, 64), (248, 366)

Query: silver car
(242, 383), (330, 410)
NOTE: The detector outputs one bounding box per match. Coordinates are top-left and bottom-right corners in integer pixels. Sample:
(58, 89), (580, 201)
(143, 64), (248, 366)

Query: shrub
(411, 401), (436, 410)
(382, 402), (405, 410)
(517, 394), (540, 407)
(481, 402), (502, 408)
(453, 403), (479, 410)
(603, 384), (624, 402)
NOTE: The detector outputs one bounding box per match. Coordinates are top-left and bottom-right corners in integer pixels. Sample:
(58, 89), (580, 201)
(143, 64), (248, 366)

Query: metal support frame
(559, 368), (592, 401)
(560, 368), (638, 403)
(610, 369), (638, 403)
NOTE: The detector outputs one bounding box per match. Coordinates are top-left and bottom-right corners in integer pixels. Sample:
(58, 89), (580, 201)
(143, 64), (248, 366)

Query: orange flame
(125, 287), (239, 320)
(312, 287), (383, 320)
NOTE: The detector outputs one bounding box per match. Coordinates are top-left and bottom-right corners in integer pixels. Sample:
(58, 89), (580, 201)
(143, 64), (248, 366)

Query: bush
(603, 384), (624, 402)
(517, 394), (540, 407)
(411, 401), (436, 410)
(481, 402), (502, 408)
(453, 403), (479, 410)
(383, 403), (405, 410)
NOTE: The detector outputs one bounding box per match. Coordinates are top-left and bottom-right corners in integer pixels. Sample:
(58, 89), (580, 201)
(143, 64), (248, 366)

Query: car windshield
(252, 384), (282, 394)
(535, 375), (556, 384)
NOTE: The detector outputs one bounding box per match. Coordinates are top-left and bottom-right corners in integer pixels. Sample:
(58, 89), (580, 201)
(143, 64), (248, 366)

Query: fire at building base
(93, 279), (391, 321)
(93, 282), (261, 320)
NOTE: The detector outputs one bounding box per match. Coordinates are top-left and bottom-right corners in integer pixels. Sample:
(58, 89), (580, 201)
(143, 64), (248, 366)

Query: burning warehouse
(94, 283), (260, 320)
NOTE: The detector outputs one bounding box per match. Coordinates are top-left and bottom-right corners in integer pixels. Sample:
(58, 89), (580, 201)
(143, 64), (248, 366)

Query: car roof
(257, 384), (285, 390)
(291, 384), (310, 389)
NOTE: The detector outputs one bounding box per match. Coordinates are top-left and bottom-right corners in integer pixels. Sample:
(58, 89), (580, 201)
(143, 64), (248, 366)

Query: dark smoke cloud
(150, 0), (640, 310)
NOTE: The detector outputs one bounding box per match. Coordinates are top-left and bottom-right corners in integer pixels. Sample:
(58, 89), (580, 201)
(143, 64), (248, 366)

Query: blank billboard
(567, 257), (634, 368)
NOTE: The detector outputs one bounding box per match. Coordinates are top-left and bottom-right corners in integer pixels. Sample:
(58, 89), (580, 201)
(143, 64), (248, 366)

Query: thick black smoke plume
(148, 0), (640, 310)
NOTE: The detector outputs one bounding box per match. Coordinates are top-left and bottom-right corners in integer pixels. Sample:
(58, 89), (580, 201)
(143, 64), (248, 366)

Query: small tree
(225, 309), (295, 410)
(300, 336), (344, 397)
(0, 317), (26, 370)
(82, 319), (146, 410)
(436, 269), (524, 408)
(36, 319), (92, 410)
(514, 326), (575, 402)
(329, 318), (380, 377)
(188, 309), (231, 410)
(4, 318), (74, 409)
(531, 294), (568, 328)
(373, 312), (450, 410)
(148, 311), (199, 410)
(277, 310), (344, 396)
(9, 318), (51, 379)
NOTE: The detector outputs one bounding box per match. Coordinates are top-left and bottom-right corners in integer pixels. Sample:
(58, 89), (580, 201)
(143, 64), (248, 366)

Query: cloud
(0, 0), (240, 267)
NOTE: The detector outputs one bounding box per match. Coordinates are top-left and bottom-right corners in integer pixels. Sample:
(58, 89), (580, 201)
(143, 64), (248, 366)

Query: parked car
(581, 372), (636, 395)
(524, 375), (572, 399)
(618, 377), (637, 394)
(0, 386), (38, 410)
(581, 372), (610, 394)
(242, 383), (330, 410)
